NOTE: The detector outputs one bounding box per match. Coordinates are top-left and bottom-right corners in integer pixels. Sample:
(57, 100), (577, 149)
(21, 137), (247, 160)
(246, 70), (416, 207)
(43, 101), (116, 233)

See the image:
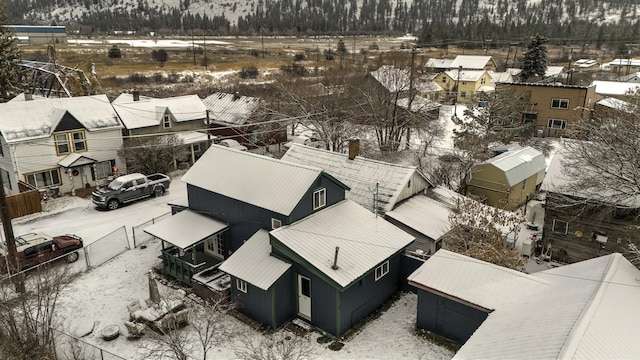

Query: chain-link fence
(84, 226), (130, 268)
(132, 212), (171, 248)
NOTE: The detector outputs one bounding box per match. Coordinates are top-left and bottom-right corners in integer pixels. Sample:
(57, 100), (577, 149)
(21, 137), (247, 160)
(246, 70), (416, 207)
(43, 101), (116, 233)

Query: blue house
(148, 144), (415, 337)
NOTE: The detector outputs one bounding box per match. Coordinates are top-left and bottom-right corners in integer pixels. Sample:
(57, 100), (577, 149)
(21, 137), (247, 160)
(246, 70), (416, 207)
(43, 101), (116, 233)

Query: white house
(0, 95), (123, 196)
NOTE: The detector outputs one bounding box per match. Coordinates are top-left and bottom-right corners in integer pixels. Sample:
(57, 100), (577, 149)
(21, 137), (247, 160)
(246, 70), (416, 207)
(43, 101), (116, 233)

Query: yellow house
(497, 83), (596, 138)
(439, 70), (493, 103)
(466, 147), (546, 210)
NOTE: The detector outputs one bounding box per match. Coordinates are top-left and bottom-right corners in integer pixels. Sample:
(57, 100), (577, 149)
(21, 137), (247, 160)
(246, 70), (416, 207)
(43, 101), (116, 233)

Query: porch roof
(144, 209), (228, 250)
(57, 153), (97, 168)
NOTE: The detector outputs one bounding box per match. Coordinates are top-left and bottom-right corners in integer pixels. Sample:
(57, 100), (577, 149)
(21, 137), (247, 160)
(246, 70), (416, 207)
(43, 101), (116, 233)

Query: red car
(0, 233), (83, 272)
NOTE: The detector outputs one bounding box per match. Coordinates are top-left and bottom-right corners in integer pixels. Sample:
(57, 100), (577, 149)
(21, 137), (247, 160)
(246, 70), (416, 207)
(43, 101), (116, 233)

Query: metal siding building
(5, 25), (67, 44)
(293, 264), (339, 335)
(229, 273), (294, 330)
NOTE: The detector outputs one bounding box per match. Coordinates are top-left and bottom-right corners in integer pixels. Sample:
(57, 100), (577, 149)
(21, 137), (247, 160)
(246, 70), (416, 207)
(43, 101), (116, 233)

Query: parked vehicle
(219, 139), (248, 151)
(0, 233), (83, 272)
(92, 173), (171, 210)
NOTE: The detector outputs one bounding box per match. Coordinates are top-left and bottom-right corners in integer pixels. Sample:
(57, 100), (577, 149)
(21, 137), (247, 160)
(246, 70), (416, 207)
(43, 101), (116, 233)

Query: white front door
(297, 274), (311, 320)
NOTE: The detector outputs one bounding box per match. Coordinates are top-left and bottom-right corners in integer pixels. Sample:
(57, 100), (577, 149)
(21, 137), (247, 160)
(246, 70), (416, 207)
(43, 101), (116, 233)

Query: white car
(219, 139), (248, 151)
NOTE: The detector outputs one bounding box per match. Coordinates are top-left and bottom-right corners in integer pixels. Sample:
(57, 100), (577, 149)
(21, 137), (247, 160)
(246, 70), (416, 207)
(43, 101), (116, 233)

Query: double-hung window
(375, 261), (389, 281)
(162, 114), (171, 128)
(313, 188), (326, 210)
(54, 130), (87, 155)
(547, 119), (567, 129)
(551, 98), (569, 109)
(236, 279), (247, 293)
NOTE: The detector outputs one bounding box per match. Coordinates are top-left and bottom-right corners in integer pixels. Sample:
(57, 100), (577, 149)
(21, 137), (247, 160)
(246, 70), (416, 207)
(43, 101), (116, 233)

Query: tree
(152, 49), (169, 66)
(443, 196), (524, 270)
(0, 3), (25, 101)
(520, 34), (548, 82)
(233, 328), (316, 360)
(118, 134), (188, 174)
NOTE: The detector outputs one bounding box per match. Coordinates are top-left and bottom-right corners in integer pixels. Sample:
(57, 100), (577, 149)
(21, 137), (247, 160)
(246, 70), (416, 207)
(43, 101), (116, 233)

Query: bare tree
(189, 294), (237, 360)
(118, 134), (188, 175)
(443, 196), (524, 270)
(234, 328), (316, 360)
(0, 266), (71, 359)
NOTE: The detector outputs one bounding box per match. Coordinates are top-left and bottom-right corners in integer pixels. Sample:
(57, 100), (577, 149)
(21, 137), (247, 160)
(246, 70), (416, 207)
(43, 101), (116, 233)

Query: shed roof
(478, 146), (545, 187)
(143, 209), (228, 250)
(218, 229), (291, 291)
(448, 252), (640, 360)
(112, 93), (207, 130)
(272, 200), (414, 289)
(449, 55), (494, 70)
(0, 94), (121, 144)
(182, 145), (347, 215)
(202, 92), (261, 125)
(281, 144), (429, 213)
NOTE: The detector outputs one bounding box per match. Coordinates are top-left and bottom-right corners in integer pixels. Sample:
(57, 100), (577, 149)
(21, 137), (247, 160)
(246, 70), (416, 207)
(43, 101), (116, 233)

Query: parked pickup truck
(92, 173), (171, 210)
(0, 232), (83, 272)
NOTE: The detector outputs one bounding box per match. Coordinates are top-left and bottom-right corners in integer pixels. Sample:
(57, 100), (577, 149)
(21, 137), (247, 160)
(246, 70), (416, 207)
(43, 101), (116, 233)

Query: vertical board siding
(273, 270), (294, 329)
(289, 175), (347, 223)
(230, 276), (274, 328)
(293, 265), (338, 336)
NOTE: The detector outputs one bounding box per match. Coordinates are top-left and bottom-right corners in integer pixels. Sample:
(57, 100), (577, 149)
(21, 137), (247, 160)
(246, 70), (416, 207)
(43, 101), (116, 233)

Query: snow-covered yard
(11, 173), (455, 360)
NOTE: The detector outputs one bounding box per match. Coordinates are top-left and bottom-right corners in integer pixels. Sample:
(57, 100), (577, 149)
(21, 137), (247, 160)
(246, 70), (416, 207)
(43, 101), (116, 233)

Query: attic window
(271, 218), (282, 230)
(313, 188), (326, 210)
(162, 114), (171, 128)
(374, 261), (389, 281)
(236, 279), (247, 293)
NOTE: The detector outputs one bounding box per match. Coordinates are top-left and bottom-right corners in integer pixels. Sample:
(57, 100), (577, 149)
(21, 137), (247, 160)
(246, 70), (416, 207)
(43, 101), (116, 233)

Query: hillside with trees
(3, 0), (639, 47)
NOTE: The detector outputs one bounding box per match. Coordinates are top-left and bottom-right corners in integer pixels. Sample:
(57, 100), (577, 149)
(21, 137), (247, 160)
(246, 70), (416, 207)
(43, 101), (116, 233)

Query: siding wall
(273, 270), (294, 328)
(230, 277), (274, 327)
(396, 172), (430, 204)
(415, 289), (488, 344)
(126, 118), (206, 137)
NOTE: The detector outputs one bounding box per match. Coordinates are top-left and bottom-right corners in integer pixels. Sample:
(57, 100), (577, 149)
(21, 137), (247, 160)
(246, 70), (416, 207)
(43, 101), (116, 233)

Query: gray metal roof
(0, 94), (121, 143)
(112, 93), (207, 130)
(479, 146), (546, 187)
(449, 55), (494, 70)
(202, 92), (261, 125)
(144, 209), (228, 250)
(218, 229), (291, 291)
(182, 145), (344, 215)
(271, 200), (414, 289)
(282, 144), (429, 213)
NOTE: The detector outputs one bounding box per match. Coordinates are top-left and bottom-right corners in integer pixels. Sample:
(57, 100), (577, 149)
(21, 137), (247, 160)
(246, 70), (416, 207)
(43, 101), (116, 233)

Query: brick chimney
(348, 139), (360, 160)
(132, 90), (140, 101)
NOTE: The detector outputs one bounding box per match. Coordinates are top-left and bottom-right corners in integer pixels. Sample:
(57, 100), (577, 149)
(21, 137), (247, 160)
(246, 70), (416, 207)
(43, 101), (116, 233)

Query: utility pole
(0, 174), (24, 293)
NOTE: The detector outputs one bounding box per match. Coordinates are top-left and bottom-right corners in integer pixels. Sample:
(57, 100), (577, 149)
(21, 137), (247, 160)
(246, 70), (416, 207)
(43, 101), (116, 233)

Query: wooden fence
(6, 190), (42, 219)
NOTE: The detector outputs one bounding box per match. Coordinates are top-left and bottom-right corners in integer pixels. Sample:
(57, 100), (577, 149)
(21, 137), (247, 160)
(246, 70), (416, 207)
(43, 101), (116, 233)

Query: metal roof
(282, 144), (429, 213)
(591, 80), (640, 96)
(479, 146), (546, 187)
(182, 145), (345, 215)
(202, 92), (261, 125)
(0, 94), (121, 143)
(271, 200), (414, 289)
(444, 69), (487, 82)
(218, 229), (291, 291)
(449, 55), (494, 70)
(449, 252), (640, 360)
(112, 93), (207, 130)
(370, 65), (411, 93)
(426, 58), (454, 68)
(57, 153), (97, 168)
(143, 209), (228, 250)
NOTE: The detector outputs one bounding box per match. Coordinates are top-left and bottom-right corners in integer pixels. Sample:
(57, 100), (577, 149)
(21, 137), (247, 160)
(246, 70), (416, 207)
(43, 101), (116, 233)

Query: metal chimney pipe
(332, 246), (340, 270)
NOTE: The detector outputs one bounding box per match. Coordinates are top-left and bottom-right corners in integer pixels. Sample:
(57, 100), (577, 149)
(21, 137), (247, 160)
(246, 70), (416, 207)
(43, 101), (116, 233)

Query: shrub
(240, 66), (259, 79)
(108, 45), (122, 58)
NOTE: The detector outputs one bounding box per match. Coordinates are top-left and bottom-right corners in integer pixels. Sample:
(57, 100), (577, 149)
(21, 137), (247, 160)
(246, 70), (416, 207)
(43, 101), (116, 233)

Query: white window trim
(162, 114), (171, 128)
(547, 118), (567, 129)
(271, 218), (282, 229)
(374, 261), (389, 281)
(551, 98), (569, 109)
(236, 279), (247, 293)
(313, 188), (326, 210)
(54, 130), (87, 155)
(552, 219), (568, 234)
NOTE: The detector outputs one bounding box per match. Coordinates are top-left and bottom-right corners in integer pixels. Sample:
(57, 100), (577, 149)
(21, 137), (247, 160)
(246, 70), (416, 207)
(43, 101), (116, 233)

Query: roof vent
(332, 247), (340, 270)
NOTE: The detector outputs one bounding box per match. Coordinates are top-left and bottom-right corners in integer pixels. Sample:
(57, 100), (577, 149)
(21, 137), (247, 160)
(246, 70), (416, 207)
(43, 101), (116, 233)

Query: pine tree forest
(3, 0), (640, 47)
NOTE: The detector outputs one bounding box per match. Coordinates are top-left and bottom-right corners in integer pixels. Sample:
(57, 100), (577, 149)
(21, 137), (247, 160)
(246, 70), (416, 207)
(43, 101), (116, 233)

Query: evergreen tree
(0, 3), (25, 101)
(520, 33), (548, 82)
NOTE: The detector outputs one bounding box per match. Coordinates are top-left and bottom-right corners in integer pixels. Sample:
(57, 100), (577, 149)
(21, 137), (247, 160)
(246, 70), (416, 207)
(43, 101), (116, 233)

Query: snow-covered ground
(11, 173), (454, 360)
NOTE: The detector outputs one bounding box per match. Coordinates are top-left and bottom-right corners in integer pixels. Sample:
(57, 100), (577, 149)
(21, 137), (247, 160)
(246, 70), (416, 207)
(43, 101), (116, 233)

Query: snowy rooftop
(426, 58), (454, 69)
(182, 145), (347, 215)
(591, 80), (640, 96)
(479, 146), (545, 187)
(488, 71), (513, 83)
(218, 229), (291, 291)
(449, 55), (494, 70)
(369, 65), (411, 93)
(396, 96), (441, 113)
(112, 93), (207, 129)
(271, 200), (414, 289)
(144, 209), (228, 249)
(202, 92), (261, 125)
(444, 69), (487, 82)
(452, 252), (640, 359)
(0, 94), (121, 143)
(545, 66), (565, 77)
(281, 143), (429, 213)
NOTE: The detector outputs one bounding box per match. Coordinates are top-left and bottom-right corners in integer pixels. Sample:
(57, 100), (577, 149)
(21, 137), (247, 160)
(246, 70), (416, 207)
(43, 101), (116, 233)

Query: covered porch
(145, 209), (229, 286)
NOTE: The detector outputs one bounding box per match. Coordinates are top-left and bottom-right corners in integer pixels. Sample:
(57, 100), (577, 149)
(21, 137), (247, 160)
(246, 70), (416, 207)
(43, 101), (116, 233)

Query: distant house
(409, 249), (640, 359)
(590, 80), (640, 100)
(541, 151), (639, 263)
(112, 92), (210, 165)
(281, 140), (431, 215)
(425, 58), (453, 73)
(497, 82), (596, 138)
(466, 146), (545, 210)
(487, 70), (513, 84)
(0, 95), (123, 196)
(439, 69), (493, 102)
(4, 25), (67, 44)
(202, 92), (282, 149)
(603, 58), (640, 76)
(145, 145), (416, 337)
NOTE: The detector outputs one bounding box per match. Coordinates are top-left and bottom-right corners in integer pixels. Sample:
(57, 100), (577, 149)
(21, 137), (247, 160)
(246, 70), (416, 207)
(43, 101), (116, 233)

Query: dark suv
(0, 233), (84, 272)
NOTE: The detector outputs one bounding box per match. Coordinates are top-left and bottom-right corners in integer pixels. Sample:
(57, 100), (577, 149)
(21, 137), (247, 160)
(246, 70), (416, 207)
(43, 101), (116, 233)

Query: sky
(11, 172), (455, 360)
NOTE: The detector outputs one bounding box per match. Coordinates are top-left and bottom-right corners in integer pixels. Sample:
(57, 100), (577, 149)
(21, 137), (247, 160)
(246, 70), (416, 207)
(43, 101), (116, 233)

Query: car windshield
(108, 179), (126, 191)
